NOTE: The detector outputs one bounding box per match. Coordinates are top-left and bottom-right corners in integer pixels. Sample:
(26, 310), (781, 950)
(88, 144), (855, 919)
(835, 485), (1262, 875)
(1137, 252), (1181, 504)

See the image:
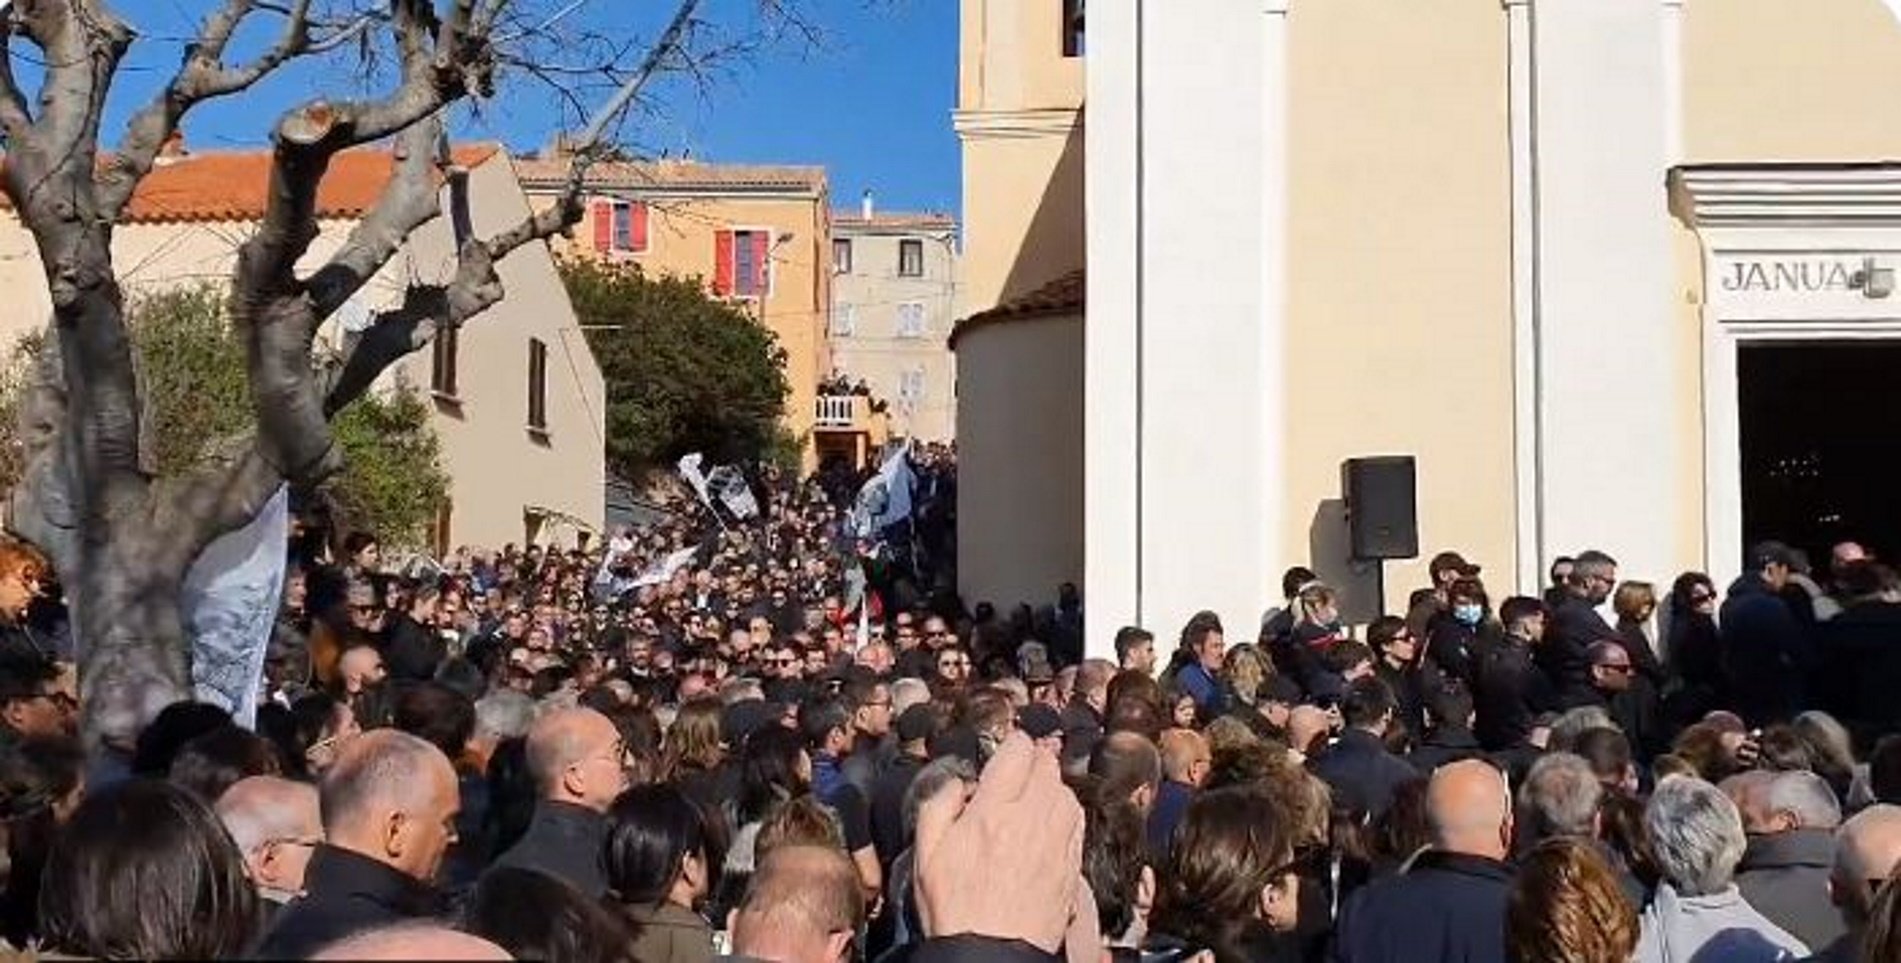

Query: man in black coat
(1473, 597), (1553, 752)
(1335, 759), (1514, 963)
(1721, 541), (1812, 726)
(487, 706), (628, 898)
(1312, 677), (1419, 822)
(1541, 550), (1621, 708)
(255, 731), (458, 959)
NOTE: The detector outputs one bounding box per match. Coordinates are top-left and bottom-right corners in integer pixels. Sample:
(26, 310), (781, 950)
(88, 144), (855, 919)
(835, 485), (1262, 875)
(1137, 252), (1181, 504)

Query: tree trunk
(71, 527), (191, 752)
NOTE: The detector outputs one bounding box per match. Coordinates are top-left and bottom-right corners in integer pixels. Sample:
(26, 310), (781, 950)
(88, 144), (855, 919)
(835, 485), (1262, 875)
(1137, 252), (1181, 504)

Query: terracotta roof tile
(138, 144), (499, 223)
(3, 144), (501, 224)
(514, 156), (827, 194)
(833, 211), (957, 231)
(949, 269), (1084, 349)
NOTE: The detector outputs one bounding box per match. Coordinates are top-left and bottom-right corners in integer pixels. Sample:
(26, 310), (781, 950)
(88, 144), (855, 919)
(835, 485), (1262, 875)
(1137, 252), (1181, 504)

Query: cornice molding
(1671, 163), (1901, 229)
(952, 107), (1083, 141)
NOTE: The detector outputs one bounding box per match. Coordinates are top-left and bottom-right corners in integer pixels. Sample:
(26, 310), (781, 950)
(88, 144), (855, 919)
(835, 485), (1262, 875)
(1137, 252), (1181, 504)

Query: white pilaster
(1129, 0), (1289, 641)
(1505, 0), (1541, 595)
(1084, 0), (1142, 648)
(1661, 0), (1686, 164)
(1529, 0), (1681, 585)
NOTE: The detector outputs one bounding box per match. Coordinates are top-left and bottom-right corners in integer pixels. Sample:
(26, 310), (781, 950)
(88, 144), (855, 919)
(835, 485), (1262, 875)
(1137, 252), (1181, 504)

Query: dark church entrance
(1739, 340), (1901, 566)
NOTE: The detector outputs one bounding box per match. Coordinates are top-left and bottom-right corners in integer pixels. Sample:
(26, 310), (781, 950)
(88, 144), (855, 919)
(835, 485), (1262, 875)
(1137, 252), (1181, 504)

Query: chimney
(861, 189), (874, 221)
(155, 128), (188, 165)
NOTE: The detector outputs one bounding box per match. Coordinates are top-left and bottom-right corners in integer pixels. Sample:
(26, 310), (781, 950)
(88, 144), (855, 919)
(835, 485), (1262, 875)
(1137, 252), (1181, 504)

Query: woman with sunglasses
(1664, 571), (1724, 727)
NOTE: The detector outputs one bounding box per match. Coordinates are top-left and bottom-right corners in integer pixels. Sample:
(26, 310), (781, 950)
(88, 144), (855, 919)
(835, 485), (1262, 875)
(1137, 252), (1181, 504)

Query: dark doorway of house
(1739, 340), (1901, 566)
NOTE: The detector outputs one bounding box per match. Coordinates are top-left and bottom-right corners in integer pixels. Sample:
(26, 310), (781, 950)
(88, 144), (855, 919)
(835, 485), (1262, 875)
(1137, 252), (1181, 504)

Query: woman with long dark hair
(36, 779), (257, 959)
(1149, 784), (1303, 962)
(606, 783), (717, 963)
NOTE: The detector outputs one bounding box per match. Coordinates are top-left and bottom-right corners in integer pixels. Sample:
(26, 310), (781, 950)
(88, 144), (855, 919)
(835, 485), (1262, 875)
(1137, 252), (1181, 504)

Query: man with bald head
(215, 776), (323, 926)
(1147, 728), (1210, 857)
(487, 705), (627, 898)
(311, 922), (511, 961)
(1811, 804), (1901, 962)
(256, 730), (459, 959)
(730, 844), (865, 963)
(1336, 759), (1514, 963)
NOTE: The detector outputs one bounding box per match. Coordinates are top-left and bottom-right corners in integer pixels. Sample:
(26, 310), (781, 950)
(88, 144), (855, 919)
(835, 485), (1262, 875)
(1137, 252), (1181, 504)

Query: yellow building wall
(955, 0), (1085, 317)
(544, 192), (832, 451)
(1284, 0), (1516, 609)
(1684, 0), (1901, 165)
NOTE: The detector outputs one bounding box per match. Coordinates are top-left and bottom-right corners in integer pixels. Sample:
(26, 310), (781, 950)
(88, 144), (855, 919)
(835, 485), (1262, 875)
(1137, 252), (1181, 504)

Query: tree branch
(304, 116), (445, 321)
(0, 4), (33, 139)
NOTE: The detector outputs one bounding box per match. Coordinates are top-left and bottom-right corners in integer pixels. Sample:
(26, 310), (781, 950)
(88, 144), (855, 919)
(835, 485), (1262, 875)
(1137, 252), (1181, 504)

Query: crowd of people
(0, 449), (1899, 962)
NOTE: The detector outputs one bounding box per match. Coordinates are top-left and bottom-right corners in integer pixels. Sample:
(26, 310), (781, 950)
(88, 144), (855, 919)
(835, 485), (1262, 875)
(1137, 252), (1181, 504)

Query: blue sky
(106, 1), (962, 216)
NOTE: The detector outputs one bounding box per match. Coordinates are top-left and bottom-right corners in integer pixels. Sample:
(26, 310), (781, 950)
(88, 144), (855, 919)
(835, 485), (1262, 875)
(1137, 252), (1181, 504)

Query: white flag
(677, 453), (714, 512)
(183, 485), (289, 728)
(706, 465), (760, 520)
(633, 545), (700, 588)
(853, 443), (916, 536)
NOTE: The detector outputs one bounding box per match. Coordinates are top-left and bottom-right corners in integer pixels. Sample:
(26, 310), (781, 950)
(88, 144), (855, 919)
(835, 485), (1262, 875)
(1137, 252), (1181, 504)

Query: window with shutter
(898, 239), (924, 277)
(431, 322), (459, 398)
(630, 202), (649, 252)
(714, 230), (735, 296)
(833, 238), (853, 274)
(527, 338), (548, 433)
(591, 200), (613, 252)
(832, 303), (855, 337)
(612, 202), (632, 251)
(897, 302), (925, 338)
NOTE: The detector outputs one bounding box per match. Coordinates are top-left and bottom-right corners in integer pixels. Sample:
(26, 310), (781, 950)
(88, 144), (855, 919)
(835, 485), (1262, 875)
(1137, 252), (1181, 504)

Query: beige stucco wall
(1283, 0), (1516, 609)
(959, 0), (1083, 116)
(1684, 0), (1901, 165)
(0, 152), (606, 550)
(830, 224), (959, 441)
(954, 313), (1083, 609)
(539, 190), (831, 451)
(955, 0), (1085, 317)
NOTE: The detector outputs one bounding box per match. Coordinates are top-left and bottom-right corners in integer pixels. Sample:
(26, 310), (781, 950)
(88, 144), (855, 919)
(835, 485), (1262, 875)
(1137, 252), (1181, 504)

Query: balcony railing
(815, 395), (861, 428)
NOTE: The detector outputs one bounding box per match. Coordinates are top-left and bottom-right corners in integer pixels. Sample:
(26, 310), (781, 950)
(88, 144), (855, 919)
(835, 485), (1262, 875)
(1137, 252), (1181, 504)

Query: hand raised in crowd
(913, 731), (1090, 954)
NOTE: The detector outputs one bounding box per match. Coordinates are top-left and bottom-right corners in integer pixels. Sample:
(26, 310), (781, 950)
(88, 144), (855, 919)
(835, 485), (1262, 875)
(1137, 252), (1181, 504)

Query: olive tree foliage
(0, 0), (801, 747)
(0, 286), (450, 547)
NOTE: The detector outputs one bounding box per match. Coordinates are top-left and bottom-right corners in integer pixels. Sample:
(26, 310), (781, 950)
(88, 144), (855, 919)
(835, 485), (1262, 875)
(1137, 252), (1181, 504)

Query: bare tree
(0, 0), (741, 748)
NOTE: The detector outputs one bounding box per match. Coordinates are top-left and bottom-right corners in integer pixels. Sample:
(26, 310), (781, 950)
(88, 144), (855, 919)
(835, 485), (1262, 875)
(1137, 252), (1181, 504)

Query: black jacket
(1334, 850), (1513, 963)
(1473, 640), (1550, 752)
(1312, 729), (1418, 821)
(1736, 828), (1846, 953)
(488, 799), (610, 898)
(1815, 599), (1901, 739)
(1541, 596), (1616, 707)
(383, 613), (445, 682)
(870, 752), (926, 869)
(1375, 659), (1443, 746)
(1721, 573), (1812, 725)
(254, 844), (442, 959)
(1409, 726), (1488, 775)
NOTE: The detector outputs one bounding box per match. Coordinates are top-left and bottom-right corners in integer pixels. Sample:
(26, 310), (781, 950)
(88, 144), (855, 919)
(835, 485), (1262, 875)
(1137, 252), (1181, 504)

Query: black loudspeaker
(1342, 456), (1419, 560)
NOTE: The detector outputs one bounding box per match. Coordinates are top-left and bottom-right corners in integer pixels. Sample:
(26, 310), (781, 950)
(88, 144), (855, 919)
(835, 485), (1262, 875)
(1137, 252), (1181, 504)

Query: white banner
(183, 485), (289, 728)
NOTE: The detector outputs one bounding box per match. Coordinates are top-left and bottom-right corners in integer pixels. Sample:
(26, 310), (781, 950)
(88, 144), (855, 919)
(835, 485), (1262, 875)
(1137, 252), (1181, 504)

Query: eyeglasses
(23, 692), (76, 712)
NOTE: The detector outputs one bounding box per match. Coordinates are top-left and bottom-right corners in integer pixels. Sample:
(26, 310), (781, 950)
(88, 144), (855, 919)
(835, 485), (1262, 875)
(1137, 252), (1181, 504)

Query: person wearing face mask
(1426, 578), (1496, 688)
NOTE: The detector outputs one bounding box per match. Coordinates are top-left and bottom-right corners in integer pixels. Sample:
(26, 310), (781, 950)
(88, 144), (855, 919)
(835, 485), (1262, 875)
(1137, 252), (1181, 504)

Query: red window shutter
(713, 229), (735, 296)
(751, 230), (771, 294)
(630, 202), (649, 252)
(591, 200), (612, 252)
